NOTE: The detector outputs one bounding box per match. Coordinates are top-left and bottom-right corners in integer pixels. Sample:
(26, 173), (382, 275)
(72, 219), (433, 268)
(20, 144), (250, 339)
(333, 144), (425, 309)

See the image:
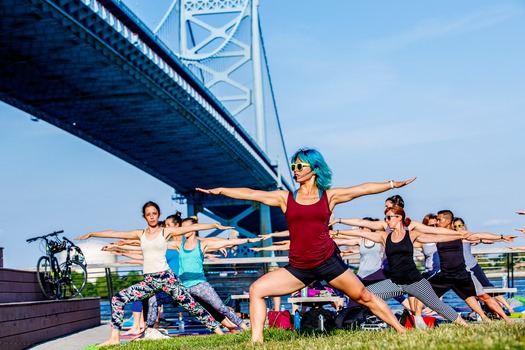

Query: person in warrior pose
(197, 147), (415, 342)
(76, 201), (229, 345)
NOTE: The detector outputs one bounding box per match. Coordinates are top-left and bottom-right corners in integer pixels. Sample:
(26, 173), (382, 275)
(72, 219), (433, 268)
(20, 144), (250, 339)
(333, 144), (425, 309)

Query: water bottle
(502, 275), (508, 288)
(301, 287), (308, 297)
(318, 314), (325, 331)
(179, 312), (185, 331)
(294, 311), (301, 330)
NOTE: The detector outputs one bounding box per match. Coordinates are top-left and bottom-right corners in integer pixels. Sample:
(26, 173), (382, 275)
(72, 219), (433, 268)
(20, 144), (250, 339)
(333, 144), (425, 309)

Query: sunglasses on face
(290, 162), (311, 171)
(453, 224), (464, 229)
(428, 223), (437, 227)
(385, 215), (399, 221)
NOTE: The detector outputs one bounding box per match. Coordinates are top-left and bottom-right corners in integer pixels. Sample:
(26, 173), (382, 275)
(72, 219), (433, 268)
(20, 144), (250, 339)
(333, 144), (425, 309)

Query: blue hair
(290, 148), (332, 191)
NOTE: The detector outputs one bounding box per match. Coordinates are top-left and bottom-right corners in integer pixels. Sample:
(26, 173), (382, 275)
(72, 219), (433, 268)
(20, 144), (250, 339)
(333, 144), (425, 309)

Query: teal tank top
(178, 240), (207, 288)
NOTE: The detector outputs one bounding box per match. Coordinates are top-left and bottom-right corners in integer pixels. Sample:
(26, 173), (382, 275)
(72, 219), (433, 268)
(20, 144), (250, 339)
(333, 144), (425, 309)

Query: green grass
(99, 322), (525, 350)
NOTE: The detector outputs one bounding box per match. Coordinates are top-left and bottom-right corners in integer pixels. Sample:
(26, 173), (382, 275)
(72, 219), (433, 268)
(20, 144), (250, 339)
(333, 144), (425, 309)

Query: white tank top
(141, 229), (170, 274)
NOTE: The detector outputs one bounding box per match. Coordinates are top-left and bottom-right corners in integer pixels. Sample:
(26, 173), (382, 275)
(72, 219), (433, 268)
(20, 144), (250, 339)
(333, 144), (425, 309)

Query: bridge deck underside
(0, 0), (288, 232)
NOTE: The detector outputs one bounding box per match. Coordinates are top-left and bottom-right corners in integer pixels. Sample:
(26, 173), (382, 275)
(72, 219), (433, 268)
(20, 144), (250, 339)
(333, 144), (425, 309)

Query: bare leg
(272, 296), (281, 311)
(122, 311), (144, 335)
(404, 297), (415, 314)
(98, 327), (120, 347)
(464, 296), (490, 322)
(328, 270), (405, 333)
(249, 268), (304, 343)
(477, 294), (511, 323)
(495, 294), (514, 312)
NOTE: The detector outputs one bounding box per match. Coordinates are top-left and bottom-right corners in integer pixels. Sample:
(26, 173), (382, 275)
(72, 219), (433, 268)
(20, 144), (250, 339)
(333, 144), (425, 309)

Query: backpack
(300, 307), (335, 330)
(334, 305), (374, 330)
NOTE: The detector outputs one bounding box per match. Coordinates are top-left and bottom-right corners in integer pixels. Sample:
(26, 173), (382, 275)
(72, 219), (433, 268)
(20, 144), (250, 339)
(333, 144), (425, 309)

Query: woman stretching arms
(76, 201), (229, 346)
(197, 147), (415, 342)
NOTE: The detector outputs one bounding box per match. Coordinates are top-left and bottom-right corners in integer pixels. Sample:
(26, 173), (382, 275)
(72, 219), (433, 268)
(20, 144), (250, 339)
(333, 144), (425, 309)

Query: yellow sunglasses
(290, 162), (310, 171)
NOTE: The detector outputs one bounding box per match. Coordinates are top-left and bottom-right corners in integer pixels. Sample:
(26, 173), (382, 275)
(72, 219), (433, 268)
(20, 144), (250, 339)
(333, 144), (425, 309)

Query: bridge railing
(79, 247), (525, 300)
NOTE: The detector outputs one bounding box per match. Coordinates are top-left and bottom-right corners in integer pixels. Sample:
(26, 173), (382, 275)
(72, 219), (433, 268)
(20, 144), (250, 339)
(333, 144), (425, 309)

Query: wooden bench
(230, 294), (250, 312)
(483, 287), (517, 296)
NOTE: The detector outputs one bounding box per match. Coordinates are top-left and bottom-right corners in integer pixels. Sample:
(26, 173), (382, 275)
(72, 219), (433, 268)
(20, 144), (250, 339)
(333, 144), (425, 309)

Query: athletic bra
(285, 191), (335, 269)
(385, 229), (423, 284)
(436, 239), (469, 279)
(357, 239), (383, 278)
(178, 240), (207, 288)
(141, 229), (170, 274)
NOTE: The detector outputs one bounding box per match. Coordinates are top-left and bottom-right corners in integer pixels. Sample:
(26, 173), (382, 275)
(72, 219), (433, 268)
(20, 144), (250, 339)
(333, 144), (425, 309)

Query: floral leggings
(146, 281), (244, 328)
(110, 269), (220, 331)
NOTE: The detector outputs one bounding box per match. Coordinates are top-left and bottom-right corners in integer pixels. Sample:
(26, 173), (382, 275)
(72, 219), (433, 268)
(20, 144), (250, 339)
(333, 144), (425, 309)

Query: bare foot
(122, 327), (143, 336)
(228, 327), (241, 334)
(97, 339), (120, 347)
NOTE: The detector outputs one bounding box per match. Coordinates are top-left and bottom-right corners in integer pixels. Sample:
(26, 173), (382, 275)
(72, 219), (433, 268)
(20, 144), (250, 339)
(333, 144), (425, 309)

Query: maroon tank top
(285, 191), (335, 269)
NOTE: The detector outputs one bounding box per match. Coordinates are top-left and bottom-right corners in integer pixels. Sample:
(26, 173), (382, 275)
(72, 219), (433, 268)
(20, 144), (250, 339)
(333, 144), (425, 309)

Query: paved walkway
(29, 321), (110, 349)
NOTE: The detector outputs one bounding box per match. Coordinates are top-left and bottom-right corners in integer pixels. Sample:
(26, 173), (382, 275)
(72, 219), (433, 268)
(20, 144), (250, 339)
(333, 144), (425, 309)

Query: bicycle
(26, 230), (88, 299)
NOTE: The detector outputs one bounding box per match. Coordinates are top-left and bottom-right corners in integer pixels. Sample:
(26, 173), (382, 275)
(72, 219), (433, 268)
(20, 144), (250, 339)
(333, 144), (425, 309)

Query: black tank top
(436, 239), (469, 279)
(385, 229), (423, 285)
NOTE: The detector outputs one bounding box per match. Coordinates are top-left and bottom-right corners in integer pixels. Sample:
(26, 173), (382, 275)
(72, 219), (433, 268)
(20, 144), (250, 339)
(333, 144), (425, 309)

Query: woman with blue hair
(197, 147), (415, 342)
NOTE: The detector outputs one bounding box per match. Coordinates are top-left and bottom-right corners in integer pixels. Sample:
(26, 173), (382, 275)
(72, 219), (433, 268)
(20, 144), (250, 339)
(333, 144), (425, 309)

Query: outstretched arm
(196, 187), (288, 211)
(412, 230), (466, 244)
(259, 230), (290, 240)
(332, 228), (386, 245)
(202, 237), (262, 254)
(251, 241), (290, 252)
(76, 229), (142, 241)
(164, 223), (232, 240)
(330, 218), (387, 231)
(333, 237), (361, 247)
(467, 232), (516, 243)
(327, 177), (416, 207)
(409, 221), (469, 236)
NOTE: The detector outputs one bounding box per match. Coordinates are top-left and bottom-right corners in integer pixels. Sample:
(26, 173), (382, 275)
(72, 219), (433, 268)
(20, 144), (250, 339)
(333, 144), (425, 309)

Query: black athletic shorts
(427, 274), (477, 300)
(284, 249), (349, 286)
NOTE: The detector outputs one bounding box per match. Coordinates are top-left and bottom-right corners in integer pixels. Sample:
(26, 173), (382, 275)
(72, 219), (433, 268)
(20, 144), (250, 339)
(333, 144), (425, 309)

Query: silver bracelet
(389, 180), (394, 190)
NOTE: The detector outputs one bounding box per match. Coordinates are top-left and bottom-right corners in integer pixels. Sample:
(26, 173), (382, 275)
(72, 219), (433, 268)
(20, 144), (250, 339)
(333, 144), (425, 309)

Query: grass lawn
(101, 321), (525, 349)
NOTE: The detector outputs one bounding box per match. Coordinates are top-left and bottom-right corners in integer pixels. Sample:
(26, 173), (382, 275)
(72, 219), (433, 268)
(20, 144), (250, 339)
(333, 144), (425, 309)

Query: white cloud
(366, 5), (521, 52)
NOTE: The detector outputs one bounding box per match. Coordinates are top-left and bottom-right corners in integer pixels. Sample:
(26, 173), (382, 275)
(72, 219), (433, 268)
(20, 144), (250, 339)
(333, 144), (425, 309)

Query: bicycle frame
(27, 230), (87, 300)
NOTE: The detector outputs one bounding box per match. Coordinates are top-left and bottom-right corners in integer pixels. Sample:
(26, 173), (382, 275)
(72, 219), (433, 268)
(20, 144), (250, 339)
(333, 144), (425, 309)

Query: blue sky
(1, 0), (524, 268)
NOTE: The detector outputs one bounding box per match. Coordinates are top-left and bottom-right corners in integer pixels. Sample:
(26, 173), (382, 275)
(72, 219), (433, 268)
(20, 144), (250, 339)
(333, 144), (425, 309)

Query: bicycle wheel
(57, 260), (87, 299)
(36, 256), (58, 299)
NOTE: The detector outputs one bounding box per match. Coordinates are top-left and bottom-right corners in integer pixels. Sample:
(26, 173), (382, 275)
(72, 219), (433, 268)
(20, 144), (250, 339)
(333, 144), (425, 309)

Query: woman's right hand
(196, 187), (221, 195)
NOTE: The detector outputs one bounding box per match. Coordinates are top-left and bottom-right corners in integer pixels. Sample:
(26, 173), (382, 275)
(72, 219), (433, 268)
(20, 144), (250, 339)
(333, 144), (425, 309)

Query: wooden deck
(0, 268), (100, 350)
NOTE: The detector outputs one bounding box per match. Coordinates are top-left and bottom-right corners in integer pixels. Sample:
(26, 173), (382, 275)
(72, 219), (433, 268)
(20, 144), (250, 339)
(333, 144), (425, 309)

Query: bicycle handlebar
(26, 230), (64, 243)
(62, 236), (78, 248)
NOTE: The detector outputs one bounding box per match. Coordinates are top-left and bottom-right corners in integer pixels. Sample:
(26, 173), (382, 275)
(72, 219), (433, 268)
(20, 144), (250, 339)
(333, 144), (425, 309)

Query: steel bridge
(0, 0), (294, 243)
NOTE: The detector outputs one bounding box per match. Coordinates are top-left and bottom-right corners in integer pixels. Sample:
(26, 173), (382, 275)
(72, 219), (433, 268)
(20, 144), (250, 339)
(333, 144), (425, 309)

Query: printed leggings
(366, 278), (459, 322)
(147, 281), (244, 327)
(110, 269), (220, 331)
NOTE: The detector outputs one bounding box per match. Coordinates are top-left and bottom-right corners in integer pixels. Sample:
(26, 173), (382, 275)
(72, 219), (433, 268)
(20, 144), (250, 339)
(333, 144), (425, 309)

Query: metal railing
(77, 247), (525, 300)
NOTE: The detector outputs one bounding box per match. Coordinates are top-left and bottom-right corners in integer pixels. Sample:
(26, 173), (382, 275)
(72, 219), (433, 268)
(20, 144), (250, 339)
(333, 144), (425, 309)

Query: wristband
(336, 230), (339, 236)
(389, 180), (394, 189)
(338, 218), (341, 224)
(501, 234), (504, 240)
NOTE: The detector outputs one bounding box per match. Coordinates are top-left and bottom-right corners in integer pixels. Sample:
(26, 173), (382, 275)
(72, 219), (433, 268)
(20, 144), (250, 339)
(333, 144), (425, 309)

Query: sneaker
(414, 316), (428, 329)
(138, 328), (170, 340)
